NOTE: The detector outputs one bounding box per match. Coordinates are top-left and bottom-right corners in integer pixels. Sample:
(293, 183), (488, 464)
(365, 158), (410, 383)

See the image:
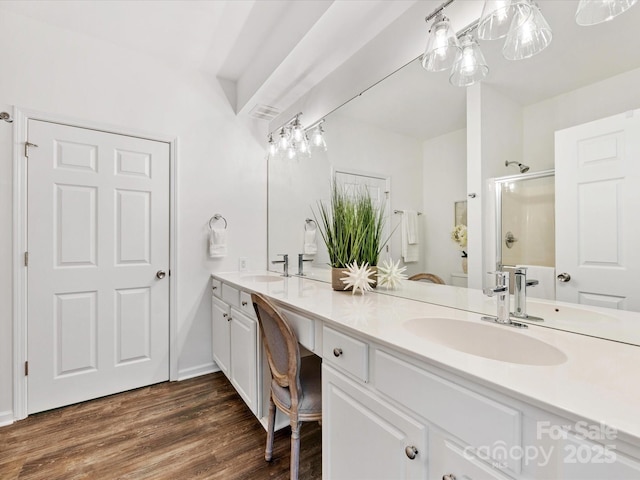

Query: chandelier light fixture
(422, 0), (554, 87)
(477, 0), (532, 40)
(449, 34), (489, 87)
(575, 0), (638, 25)
(502, 0), (553, 60)
(266, 114), (326, 160)
(422, 12), (461, 72)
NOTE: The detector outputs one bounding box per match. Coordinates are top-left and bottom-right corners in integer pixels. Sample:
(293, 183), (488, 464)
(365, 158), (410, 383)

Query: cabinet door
(323, 365), (427, 480)
(211, 296), (230, 377)
(229, 309), (258, 414)
(429, 431), (513, 480)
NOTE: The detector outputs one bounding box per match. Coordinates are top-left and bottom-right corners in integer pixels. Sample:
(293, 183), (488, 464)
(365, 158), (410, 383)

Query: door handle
(557, 272), (571, 283)
(156, 270), (167, 279)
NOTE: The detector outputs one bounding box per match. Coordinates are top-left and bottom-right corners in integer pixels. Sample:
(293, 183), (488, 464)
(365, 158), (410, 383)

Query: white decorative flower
(377, 258), (407, 290)
(341, 261), (375, 295)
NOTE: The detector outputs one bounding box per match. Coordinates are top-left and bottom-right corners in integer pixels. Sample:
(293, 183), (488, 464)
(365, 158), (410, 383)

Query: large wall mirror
(267, 0), (640, 346)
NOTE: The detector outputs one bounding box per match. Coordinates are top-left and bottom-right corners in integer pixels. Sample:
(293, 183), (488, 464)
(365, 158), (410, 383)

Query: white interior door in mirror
(555, 110), (640, 312)
(27, 119), (170, 413)
(335, 170), (392, 260)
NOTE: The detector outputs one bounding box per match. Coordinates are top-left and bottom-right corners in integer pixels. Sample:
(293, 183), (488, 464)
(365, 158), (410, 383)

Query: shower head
(505, 160), (529, 173)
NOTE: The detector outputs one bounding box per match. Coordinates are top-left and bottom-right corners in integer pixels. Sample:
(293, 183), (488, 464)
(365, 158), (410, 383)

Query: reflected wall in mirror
(267, 0), (640, 344)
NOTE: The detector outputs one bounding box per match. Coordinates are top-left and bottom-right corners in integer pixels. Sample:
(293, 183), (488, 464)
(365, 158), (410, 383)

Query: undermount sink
(404, 317), (567, 366)
(240, 275), (283, 283)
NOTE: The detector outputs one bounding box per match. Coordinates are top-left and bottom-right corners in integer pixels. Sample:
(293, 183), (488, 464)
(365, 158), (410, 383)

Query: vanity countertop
(212, 270), (640, 443)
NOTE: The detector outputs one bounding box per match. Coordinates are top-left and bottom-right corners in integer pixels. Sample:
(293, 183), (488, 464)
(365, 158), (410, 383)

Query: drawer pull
(443, 475), (456, 480)
(241, 300), (248, 306)
(212, 286), (218, 290)
(227, 316), (232, 322)
(222, 313), (228, 318)
(405, 445), (418, 460)
(333, 348), (343, 357)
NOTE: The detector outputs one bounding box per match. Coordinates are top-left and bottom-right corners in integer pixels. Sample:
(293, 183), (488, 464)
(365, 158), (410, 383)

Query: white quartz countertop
(212, 270), (640, 443)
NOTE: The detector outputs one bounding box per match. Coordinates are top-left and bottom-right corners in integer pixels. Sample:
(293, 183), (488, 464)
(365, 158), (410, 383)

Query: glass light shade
(503, 0), (552, 60)
(575, 0), (638, 25)
(278, 127), (289, 150)
(311, 125), (327, 151)
(291, 118), (304, 142)
(421, 13), (461, 72)
(267, 134), (277, 156)
(449, 35), (489, 87)
(477, 0), (531, 40)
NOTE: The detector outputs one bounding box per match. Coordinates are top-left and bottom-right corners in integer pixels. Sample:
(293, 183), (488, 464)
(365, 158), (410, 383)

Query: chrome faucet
(512, 267), (543, 321)
(298, 253), (313, 276)
(482, 271), (527, 329)
(271, 254), (290, 277)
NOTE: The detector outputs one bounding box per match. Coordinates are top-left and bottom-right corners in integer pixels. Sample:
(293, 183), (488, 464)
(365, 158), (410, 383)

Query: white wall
(522, 66), (640, 171)
(422, 129), (467, 282)
(0, 10), (266, 422)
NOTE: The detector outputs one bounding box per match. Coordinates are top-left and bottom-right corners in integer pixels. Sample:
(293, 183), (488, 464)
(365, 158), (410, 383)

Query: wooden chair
(251, 293), (322, 480)
(408, 273), (446, 284)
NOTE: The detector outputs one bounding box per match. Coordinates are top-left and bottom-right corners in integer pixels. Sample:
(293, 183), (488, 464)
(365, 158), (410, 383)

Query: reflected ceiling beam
(234, 0), (419, 117)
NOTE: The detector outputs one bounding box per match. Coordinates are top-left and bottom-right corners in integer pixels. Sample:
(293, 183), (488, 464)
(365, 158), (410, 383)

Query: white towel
(401, 211), (419, 263)
(517, 264), (555, 300)
(209, 228), (227, 258)
(303, 229), (317, 255)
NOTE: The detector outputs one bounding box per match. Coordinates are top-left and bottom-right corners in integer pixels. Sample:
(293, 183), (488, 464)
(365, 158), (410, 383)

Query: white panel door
(27, 119), (170, 413)
(555, 110), (640, 311)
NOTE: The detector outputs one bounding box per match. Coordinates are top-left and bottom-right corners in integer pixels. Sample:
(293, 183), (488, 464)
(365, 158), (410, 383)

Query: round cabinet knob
(333, 348), (343, 357)
(222, 313), (228, 318)
(241, 301), (248, 306)
(405, 445), (418, 460)
(156, 270), (166, 279)
(557, 272), (571, 283)
(443, 475), (457, 480)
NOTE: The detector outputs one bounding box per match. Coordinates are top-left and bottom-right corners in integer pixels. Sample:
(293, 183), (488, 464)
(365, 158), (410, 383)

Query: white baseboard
(0, 410), (15, 427)
(177, 362), (219, 381)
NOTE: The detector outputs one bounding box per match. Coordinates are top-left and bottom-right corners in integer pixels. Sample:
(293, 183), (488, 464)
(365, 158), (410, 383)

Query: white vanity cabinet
(211, 282), (258, 415)
(323, 364), (428, 479)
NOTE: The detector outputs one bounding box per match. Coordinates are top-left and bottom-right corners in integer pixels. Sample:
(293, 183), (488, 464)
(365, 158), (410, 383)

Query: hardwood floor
(0, 373), (322, 479)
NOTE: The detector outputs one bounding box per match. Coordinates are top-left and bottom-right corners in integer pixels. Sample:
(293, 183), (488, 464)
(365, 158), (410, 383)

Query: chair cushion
(271, 355), (322, 415)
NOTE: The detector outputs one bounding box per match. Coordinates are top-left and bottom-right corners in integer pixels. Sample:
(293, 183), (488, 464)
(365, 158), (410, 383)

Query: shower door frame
(493, 169), (555, 271)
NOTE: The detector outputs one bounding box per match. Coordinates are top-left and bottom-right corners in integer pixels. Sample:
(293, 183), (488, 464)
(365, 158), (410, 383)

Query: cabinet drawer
(430, 435), (512, 480)
(239, 291), (255, 317)
(211, 278), (222, 298)
(375, 349), (521, 474)
(222, 283), (240, 307)
(322, 326), (368, 382)
(280, 307), (314, 350)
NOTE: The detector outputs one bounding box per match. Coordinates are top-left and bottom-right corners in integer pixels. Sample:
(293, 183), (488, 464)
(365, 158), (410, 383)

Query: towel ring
(305, 218), (316, 231)
(209, 214), (227, 230)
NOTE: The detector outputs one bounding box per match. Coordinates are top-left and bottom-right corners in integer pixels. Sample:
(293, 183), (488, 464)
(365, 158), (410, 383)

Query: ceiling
(2, 0), (638, 137)
(0, 0), (418, 118)
(337, 0), (640, 140)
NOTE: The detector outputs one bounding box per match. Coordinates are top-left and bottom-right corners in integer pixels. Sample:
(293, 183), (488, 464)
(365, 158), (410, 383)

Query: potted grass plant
(314, 181), (388, 291)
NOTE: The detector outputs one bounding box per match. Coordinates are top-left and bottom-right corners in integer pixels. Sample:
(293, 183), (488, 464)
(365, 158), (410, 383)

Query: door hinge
(24, 361), (29, 376)
(24, 141), (38, 158)
(24, 251), (29, 267)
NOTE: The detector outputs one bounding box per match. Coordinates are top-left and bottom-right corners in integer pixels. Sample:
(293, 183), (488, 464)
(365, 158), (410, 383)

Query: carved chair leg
(265, 393), (276, 462)
(290, 420), (302, 480)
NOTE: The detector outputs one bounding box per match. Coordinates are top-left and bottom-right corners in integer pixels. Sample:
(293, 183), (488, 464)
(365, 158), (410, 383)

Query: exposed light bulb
(460, 45), (478, 76)
(287, 145), (296, 160)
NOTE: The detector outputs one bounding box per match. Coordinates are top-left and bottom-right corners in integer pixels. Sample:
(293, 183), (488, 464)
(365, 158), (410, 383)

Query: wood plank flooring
(0, 372), (322, 479)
